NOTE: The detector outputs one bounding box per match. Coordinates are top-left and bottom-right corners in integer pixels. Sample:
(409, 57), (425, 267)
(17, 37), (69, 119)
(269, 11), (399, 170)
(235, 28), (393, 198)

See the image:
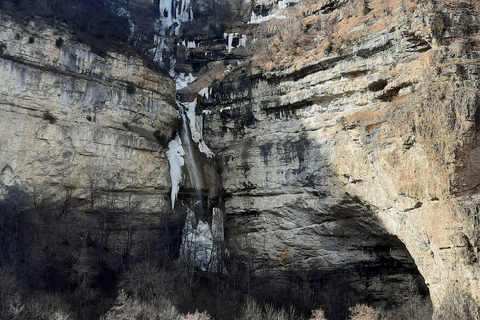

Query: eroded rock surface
(2, 0), (480, 318)
(200, 0), (480, 315)
(0, 13), (177, 213)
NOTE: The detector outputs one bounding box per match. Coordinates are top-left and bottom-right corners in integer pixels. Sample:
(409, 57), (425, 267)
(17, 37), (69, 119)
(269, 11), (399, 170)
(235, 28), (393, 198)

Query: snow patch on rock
(176, 73), (197, 90)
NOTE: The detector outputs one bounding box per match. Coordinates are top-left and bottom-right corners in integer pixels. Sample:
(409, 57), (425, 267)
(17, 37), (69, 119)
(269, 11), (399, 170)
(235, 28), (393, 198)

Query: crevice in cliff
(269, 55), (344, 83)
(378, 82), (412, 102)
(0, 53), (172, 99)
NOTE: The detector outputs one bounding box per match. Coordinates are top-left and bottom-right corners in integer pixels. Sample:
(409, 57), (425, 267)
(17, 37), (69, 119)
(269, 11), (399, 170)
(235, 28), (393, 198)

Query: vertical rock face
(2, 0), (480, 318)
(0, 13), (177, 213)
(199, 0), (480, 315)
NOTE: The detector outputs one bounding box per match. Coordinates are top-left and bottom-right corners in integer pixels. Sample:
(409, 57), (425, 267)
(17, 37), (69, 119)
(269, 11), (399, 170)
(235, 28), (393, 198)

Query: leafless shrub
(398, 276), (432, 320)
(180, 310), (212, 320)
(264, 303), (290, 320)
(25, 293), (73, 320)
(253, 4), (312, 68)
(252, 1), (343, 68)
(52, 310), (71, 320)
(241, 297), (263, 320)
(0, 266), (22, 316)
(120, 261), (170, 302)
(349, 304), (381, 320)
(433, 287), (480, 320)
(309, 308), (327, 320)
(254, 17), (303, 66)
(239, 297), (297, 320)
(102, 290), (180, 320)
(0, 289), (73, 320)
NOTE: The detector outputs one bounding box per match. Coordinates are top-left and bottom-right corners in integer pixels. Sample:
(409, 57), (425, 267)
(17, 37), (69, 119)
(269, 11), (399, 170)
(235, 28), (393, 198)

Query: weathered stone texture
(202, 2), (480, 311)
(0, 13), (177, 213)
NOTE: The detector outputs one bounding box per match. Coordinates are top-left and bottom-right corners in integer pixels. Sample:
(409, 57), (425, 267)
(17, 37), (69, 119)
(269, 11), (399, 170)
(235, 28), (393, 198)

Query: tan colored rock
(0, 13), (177, 214)
(202, 1), (480, 314)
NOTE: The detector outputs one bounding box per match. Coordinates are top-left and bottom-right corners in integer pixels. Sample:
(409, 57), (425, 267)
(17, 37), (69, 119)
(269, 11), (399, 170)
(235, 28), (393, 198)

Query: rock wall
(2, 0), (480, 317)
(200, 0), (480, 314)
(0, 13), (177, 214)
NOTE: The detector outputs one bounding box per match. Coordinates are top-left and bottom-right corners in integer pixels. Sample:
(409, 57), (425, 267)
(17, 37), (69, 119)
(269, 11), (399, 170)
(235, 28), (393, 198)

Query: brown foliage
(348, 304), (380, 320)
(309, 308), (327, 320)
(180, 310), (212, 320)
(253, 8), (309, 69)
(436, 0), (480, 15)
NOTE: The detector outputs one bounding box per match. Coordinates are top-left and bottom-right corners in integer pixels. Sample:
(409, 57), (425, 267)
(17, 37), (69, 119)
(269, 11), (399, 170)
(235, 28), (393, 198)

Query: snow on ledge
(176, 73), (197, 90)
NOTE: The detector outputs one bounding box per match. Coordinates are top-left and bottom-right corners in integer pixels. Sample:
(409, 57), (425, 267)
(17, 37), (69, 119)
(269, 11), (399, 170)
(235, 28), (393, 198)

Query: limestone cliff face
(200, 0), (480, 314)
(2, 0), (480, 317)
(0, 13), (177, 214)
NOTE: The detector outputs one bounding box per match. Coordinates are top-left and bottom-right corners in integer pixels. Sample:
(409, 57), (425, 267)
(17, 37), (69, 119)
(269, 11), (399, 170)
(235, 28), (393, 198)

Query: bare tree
(59, 185), (74, 218)
(348, 304), (381, 320)
(84, 165), (100, 211)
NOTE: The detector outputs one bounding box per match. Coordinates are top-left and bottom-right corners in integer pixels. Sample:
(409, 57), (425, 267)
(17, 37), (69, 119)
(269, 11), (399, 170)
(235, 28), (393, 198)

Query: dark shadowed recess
(0, 184), (432, 319)
(0, 185), (183, 319)
(224, 195), (433, 320)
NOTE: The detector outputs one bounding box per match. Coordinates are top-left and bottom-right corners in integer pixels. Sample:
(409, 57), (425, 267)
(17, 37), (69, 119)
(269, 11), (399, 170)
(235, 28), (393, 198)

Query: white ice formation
(183, 99), (214, 158)
(223, 33), (247, 53)
(180, 207), (225, 271)
(166, 135), (185, 209)
(249, 0), (301, 24)
(175, 73), (197, 90)
(159, 0), (194, 31)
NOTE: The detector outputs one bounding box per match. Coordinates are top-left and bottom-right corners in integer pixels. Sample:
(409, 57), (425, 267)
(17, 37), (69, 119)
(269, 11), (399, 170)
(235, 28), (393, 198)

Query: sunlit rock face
(2, 0), (480, 318)
(0, 13), (177, 214)
(200, 0), (480, 316)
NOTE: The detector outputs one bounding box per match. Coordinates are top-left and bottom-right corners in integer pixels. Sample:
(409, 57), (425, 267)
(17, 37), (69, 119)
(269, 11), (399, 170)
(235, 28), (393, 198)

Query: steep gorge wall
(0, 13), (177, 215)
(2, 0), (480, 317)
(200, 0), (480, 313)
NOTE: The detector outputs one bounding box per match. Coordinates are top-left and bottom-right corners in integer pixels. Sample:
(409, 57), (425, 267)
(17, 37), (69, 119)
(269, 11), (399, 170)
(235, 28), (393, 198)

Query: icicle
(183, 99), (214, 158)
(166, 135), (185, 209)
(180, 207), (225, 272)
(175, 73), (197, 90)
(180, 208), (213, 271)
(227, 33), (234, 53)
(199, 87), (209, 99)
(239, 35), (247, 47)
(159, 0), (173, 26)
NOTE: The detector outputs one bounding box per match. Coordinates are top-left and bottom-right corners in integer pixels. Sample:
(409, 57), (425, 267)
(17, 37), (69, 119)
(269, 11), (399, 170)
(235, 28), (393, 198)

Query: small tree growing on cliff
(398, 275), (432, 320)
(362, 0), (372, 15)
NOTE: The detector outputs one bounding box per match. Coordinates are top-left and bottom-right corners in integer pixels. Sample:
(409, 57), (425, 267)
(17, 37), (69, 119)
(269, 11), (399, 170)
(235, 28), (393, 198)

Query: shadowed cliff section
(224, 192), (432, 320)
(200, 0), (480, 316)
(0, 0), (167, 72)
(0, 184), (186, 319)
